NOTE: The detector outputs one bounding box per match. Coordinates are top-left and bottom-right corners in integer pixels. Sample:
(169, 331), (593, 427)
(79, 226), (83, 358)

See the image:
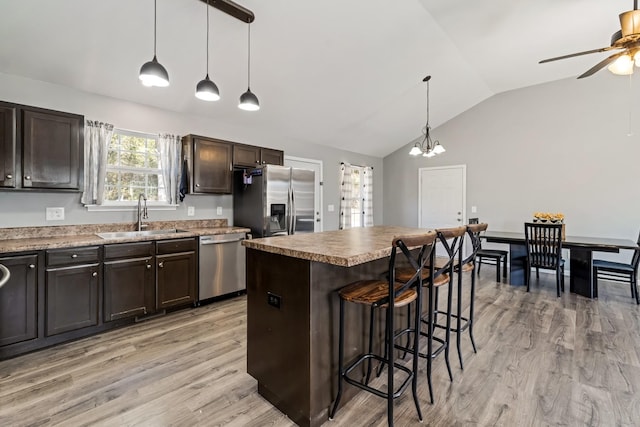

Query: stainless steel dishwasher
(198, 232), (247, 302)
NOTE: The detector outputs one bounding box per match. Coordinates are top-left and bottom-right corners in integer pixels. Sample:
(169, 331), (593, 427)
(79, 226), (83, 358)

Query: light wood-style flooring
(2, 273), (640, 426)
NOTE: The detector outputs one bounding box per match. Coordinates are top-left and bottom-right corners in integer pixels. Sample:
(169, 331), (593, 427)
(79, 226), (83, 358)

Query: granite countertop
(243, 226), (430, 267)
(0, 220), (250, 253)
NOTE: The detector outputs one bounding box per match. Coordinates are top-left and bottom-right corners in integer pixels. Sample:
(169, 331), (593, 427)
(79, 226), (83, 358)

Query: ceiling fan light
(409, 145), (423, 156)
(608, 54), (634, 75)
(139, 56), (170, 87)
(239, 88), (260, 111)
(633, 51), (640, 67)
(195, 75), (220, 101)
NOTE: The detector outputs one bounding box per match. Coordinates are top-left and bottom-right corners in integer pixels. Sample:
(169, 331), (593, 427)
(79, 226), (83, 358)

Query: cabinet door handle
(6, 174), (12, 179)
(24, 176), (31, 180)
(256, 160), (260, 164)
(92, 272), (98, 277)
(71, 254), (78, 258)
(158, 262), (164, 268)
(146, 264), (152, 269)
(195, 184), (200, 187)
(29, 264), (35, 269)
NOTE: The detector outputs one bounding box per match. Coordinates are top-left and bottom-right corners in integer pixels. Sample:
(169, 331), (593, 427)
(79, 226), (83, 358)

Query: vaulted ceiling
(0, 0), (632, 157)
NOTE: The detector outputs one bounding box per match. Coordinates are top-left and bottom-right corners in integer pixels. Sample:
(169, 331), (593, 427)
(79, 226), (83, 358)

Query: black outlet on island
(267, 292), (281, 309)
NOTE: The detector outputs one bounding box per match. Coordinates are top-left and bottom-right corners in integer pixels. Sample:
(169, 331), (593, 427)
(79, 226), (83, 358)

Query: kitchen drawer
(46, 246), (100, 267)
(104, 242), (154, 260)
(157, 238), (197, 255)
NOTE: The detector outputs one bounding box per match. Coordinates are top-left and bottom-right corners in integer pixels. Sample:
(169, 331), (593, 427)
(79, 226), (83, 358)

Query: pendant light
(239, 24), (260, 111)
(139, 0), (169, 87)
(195, 0), (220, 101)
(409, 75), (445, 157)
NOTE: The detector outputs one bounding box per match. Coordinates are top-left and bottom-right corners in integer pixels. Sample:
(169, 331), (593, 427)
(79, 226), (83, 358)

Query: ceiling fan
(540, 0), (640, 78)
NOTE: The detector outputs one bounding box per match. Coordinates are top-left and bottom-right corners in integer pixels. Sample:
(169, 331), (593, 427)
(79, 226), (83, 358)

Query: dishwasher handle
(200, 234), (246, 245)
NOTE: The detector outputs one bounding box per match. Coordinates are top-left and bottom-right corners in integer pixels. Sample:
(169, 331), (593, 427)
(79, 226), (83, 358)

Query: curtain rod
(341, 162), (373, 169)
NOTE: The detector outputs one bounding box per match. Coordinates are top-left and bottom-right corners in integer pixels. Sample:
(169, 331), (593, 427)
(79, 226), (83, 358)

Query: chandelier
(409, 75), (445, 157)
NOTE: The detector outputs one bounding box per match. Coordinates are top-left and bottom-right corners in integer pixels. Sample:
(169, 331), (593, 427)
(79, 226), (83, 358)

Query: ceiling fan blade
(577, 51), (627, 79)
(539, 47), (614, 64)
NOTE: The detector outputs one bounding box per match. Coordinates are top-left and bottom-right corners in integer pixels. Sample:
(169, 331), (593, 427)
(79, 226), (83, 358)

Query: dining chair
(592, 231), (640, 304)
(468, 218), (508, 282)
(524, 222), (564, 297)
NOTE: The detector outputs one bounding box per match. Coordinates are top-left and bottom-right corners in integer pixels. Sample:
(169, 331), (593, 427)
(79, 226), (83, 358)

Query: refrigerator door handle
(287, 186), (293, 235)
(291, 186), (296, 235)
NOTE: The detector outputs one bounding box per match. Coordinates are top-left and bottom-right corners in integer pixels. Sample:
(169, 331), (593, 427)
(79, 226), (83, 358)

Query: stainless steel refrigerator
(233, 165), (315, 237)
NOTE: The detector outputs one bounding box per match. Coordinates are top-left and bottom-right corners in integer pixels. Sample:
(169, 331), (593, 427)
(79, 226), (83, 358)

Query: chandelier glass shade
(409, 75), (445, 157)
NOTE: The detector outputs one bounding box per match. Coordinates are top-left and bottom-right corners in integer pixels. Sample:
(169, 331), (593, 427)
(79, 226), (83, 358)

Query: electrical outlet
(216, 206), (222, 215)
(327, 204), (335, 212)
(46, 207), (65, 221)
(187, 206), (195, 216)
(267, 292), (281, 309)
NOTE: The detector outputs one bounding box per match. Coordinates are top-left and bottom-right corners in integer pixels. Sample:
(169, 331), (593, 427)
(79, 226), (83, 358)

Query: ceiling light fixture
(409, 75), (445, 157)
(139, 0), (170, 87)
(195, 0), (220, 101)
(239, 24), (260, 111)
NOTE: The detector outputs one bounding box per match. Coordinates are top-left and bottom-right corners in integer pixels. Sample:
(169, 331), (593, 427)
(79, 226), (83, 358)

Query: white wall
(0, 72), (383, 229)
(384, 73), (640, 262)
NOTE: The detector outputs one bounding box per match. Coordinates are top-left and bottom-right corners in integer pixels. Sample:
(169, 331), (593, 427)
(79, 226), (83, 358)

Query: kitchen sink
(96, 229), (190, 239)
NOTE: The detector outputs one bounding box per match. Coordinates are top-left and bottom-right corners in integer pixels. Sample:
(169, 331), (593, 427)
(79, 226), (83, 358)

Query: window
(339, 163), (373, 229)
(105, 129), (167, 204)
(350, 167), (364, 227)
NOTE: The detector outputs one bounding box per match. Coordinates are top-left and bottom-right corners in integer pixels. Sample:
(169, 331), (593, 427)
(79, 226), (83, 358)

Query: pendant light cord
(206, 0), (210, 75)
(247, 24), (251, 88)
(153, 0), (157, 56)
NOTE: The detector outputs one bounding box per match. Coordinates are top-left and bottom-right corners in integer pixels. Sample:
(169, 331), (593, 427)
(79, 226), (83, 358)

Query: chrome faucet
(137, 194), (148, 231)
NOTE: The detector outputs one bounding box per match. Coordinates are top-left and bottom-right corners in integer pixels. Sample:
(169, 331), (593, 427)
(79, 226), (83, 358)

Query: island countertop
(242, 225), (428, 267)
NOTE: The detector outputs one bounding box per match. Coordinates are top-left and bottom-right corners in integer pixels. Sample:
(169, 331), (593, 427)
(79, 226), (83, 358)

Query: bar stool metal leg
(328, 298), (345, 420)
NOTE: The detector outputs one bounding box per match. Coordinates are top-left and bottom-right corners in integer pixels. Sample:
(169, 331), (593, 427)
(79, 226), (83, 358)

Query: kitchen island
(243, 226), (428, 427)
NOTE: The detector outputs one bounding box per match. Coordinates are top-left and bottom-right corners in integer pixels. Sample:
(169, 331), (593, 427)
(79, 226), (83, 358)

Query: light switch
(471, 206), (477, 213)
(46, 207), (65, 221)
(216, 206), (223, 215)
(328, 204), (335, 212)
(187, 206), (195, 216)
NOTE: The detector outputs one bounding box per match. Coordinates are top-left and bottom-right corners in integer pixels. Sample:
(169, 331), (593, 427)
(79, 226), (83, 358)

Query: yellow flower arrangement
(533, 212), (564, 223)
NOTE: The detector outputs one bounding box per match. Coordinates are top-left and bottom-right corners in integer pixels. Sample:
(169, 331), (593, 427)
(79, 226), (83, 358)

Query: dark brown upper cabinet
(182, 135), (233, 194)
(0, 101), (83, 191)
(22, 108), (82, 190)
(233, 143), (283, 168)
(0, 103), (17, 188)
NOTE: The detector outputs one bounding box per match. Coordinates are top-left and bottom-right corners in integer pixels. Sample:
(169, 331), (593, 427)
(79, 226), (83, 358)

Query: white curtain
(81, 120), (114, 205)
(158, 134), (182, 204)
(339, 162), (354, 230)
(362, 166), (374, 227)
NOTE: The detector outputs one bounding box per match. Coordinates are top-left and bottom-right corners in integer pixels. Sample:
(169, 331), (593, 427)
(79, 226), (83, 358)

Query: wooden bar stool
(329, 231), (437, 426)
(392, 226), (466, 404)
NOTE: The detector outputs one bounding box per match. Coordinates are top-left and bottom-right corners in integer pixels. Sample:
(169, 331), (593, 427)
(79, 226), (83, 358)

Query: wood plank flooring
(2, 273), (640, 426)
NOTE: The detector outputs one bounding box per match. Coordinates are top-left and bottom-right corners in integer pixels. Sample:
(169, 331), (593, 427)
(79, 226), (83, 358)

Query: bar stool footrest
(342, 353), (414, 399)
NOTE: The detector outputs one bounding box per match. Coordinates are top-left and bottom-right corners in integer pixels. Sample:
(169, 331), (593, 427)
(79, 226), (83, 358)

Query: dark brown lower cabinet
(45, 263), (99, 336)
(0, 254), (38, 347)
(103, 256), (155, 322)
(157, 251), (196, 309)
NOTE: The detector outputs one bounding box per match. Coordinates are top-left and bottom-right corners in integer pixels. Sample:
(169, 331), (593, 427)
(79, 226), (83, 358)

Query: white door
(284, 156), (323, 232)
(419, 165), (466, 230)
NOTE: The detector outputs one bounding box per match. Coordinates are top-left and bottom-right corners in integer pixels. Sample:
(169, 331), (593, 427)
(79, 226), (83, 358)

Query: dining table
(483, 230), (638, 298)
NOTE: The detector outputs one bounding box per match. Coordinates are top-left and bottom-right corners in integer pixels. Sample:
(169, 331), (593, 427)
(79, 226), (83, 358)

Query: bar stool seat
(329, 231), (437, 427)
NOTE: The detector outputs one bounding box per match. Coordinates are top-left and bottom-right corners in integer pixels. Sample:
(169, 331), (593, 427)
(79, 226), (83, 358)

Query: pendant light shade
(196, 75), (220, 101)
(139, 55), (170, 87)
(139, 0), (169, 87)
(195, 0), (221, 101)
(239, 88), (260, 111)
(239, 24), (260, 111)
